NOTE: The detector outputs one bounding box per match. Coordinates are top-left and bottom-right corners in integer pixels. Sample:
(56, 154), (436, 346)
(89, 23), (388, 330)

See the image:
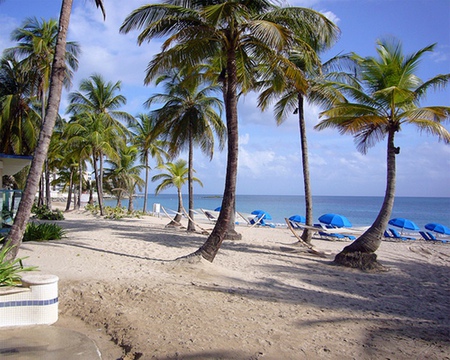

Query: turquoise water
(105, 194), (450, 229)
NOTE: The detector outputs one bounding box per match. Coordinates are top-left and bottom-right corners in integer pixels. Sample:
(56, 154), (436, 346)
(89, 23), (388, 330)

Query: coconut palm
(127, 113), (168, 213)
(152, 159), (203, 227)
(0, 54), (39, 155)
(146, 69), (225, 232)
(66, 74), (132, 215)
(121, 0), (338, 262)
(257, 44), (348, 245)
(4, 0), (105, 260)
(315, 38), (450, 270)
(105, 145), (145, 212)
(5, 17), (81, 209)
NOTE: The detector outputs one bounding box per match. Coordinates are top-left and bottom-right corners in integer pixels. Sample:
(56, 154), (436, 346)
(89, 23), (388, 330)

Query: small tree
(152, 159), (202, 227)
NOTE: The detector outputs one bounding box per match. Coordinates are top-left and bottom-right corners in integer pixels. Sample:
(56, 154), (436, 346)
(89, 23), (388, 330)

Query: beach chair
(200, 209), (217, 223)
(420, 231), (432, 241)
(389, 228), (416, 240)
(426, 232), (448, 244)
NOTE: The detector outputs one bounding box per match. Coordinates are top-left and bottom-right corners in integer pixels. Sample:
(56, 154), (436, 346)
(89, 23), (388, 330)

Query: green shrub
(0, 244), (38, 286)
(23, 222), (66, 242)
(32, 204), (64, 220)
(84, 204), (142, 220)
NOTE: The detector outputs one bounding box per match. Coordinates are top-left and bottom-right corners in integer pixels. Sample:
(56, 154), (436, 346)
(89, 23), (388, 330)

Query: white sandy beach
(17, 209), (450, 360)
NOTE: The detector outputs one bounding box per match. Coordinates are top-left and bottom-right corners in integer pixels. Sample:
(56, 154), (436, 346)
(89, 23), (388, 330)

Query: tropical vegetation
(22, 222), (66, 242)
(0, 244), (37, 286)
(315, 38), (450, 270)
(0, 0), (448, 274)
(120, 0), (339, 261)
(152, 159), (203, 227)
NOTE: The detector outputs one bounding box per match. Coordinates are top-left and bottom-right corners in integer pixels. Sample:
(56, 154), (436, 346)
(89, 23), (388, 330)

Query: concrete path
(0, 325), (102, 359)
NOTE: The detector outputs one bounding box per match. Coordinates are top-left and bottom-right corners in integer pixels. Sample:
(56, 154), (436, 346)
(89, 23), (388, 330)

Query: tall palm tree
(4, 0), (105, 260)
(316, 38), (450, 270)
(146, 69), (225, 232)
(258, 46), (346, 244)
(66, 73), (132, 215)
(127, 113), (168, 213)
(5, 17), (81, 209)
(121, 0), (338, 262)
(152, 159), (203, 227)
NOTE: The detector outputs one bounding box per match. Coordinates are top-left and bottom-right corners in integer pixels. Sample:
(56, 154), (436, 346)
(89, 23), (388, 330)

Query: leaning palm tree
(127, 113), (168, 213)
(152, 159), (203, 227)
(316, 38), (450, 270)
(146, 68), (225, 232)
(121, 0), (338, 262)
(4, 0), (105, 260)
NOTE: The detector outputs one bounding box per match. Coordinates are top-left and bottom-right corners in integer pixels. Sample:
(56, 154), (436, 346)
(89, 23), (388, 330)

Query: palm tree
(5, 17), (81, 209)
(121, 0), (338, 262)
(0, 54), (39, 155)
(146, 69), (225, 232)
(316, 38), (450, 270)
(258, 47), (345, 245)
(105, 145), (145, 212)
(127, 113), (168, 213)
(4, 0), (105, 260)
(152, 159), (203, 227)
(66, 74), (132, 215)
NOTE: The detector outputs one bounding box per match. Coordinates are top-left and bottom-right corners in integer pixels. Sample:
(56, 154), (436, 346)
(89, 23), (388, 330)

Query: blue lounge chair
(420, 231), (432, 241)
(426, 232), (448, 244)
(389, 228), (416, 240)
(384, 230), (394, 239)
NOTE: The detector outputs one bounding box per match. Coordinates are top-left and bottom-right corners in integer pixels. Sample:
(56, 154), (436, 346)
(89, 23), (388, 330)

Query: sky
(1, 0), (449, 197)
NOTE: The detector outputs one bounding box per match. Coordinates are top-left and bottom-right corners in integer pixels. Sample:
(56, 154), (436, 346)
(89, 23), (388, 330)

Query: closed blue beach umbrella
(318, 213), (352, 228)
(424, 222), (450, 235)
(289, 215), (306, 223)
(388, 217), (419, 231)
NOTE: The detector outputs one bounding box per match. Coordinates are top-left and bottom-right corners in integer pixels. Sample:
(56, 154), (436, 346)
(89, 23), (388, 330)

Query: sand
(17, 209), (450, 360)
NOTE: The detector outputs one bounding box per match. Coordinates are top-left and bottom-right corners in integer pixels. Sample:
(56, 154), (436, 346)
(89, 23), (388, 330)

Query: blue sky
(1, 0), (449, 197)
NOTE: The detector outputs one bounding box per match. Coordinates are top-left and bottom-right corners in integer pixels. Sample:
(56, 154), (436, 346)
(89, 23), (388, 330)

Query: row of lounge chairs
(383, 228), (448, 243)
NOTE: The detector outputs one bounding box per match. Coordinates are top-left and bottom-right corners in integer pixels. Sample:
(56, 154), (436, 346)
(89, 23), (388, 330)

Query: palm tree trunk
(38, 176), (44, 206)
(128, 189), (134, 212)
(98, 152), (104, 215)
(298, 94), (313, 244)
(4, 0), (73, 260)
(143, 153), (149, 213)
(65, 170), (73, 211)
(77, 162), (82, 210)
(197, 46), (239, 261)
(187, 133), (196, 232)
(169, 188), (183, 226)
(334, 128), (398, 270)
(45, 160), (52, 209)
(92, 152), (103, 215)
(42, 89), (52, 210)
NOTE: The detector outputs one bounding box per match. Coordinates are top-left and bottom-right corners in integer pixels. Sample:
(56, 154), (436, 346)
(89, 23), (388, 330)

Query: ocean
(104, 194), (450, 229)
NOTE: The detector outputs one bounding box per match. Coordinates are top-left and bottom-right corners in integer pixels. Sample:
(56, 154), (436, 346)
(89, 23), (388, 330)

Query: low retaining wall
(0, 274), (58, 327)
